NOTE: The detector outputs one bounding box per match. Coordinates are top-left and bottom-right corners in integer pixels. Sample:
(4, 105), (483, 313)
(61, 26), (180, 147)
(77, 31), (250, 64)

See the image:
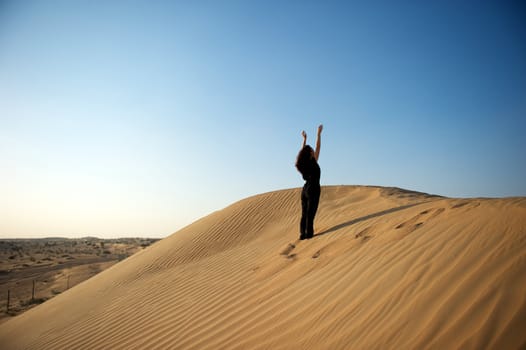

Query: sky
(1, 0), (525, 238)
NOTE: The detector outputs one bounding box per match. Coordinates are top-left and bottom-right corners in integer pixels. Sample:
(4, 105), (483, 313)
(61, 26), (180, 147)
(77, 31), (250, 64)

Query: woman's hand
(302, 130), (307, 139)
(314, 124), (322, 161)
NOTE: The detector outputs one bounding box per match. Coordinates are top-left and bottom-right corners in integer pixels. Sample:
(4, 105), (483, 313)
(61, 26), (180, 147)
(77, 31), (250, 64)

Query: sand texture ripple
(1, 186), (525, 349)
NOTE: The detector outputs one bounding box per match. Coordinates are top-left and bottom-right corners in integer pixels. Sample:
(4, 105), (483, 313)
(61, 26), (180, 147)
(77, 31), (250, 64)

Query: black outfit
(300, 158), (321, 240)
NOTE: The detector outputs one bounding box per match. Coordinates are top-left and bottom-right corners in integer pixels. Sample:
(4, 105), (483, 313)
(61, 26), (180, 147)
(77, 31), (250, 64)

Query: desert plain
(0, 237), (159, 323)
(0, 185), (525, 349)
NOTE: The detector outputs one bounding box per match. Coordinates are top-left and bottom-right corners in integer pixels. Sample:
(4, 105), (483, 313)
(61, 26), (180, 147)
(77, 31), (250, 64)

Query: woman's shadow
(315, 202), (429, 238)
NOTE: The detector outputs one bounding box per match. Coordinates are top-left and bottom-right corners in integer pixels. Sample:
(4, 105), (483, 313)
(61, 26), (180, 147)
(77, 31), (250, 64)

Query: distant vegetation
(0, 237), (161, 321)
(0, 237), (160, 272)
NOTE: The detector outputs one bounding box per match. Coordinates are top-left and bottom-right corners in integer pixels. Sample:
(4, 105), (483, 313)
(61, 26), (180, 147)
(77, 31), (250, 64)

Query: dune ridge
(1, 185), (525, 349)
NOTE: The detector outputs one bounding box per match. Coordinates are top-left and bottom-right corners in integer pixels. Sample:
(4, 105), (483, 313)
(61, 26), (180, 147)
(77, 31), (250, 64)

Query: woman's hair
(296, 145), (313, 176)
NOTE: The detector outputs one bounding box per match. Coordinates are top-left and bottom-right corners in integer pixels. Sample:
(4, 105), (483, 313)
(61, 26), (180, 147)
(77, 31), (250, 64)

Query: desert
(0, 185), (525, 349)
(3, 1), (525, 349)
(0, 237), (159, 324)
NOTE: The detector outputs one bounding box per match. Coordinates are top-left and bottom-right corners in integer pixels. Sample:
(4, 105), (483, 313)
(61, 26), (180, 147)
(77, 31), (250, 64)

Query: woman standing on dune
(296, 124), (323, 240)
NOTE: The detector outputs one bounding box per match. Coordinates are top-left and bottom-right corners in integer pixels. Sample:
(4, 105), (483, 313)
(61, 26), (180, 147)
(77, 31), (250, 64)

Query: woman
(295, 124), (323, 240)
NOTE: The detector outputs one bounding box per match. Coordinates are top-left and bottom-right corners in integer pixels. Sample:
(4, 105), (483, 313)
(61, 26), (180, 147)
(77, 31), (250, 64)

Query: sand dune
(1, 185), (525, 349)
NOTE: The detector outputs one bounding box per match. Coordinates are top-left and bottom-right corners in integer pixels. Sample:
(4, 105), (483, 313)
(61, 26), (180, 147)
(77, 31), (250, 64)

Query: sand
(0, 185), (525, 349)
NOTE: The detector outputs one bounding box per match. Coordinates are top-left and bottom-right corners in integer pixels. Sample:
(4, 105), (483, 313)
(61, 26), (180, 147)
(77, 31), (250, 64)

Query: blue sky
(1, 0), (525, 238)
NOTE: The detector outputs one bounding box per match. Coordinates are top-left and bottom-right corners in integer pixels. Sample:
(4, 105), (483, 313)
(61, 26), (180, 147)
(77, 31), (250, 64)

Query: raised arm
(301, 130), (307, 149)
(314, 124), (323, 161)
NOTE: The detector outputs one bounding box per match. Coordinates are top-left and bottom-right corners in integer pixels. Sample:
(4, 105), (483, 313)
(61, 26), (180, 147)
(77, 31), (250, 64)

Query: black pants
(300, 182), (320, 239)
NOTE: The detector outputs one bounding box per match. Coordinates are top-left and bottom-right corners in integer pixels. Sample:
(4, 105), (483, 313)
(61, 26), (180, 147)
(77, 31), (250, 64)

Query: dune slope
(1, 186), (525, 349)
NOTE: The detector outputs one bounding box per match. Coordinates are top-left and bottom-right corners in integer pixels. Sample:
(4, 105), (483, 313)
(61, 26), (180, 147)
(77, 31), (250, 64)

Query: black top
(301, 158), (321, 184)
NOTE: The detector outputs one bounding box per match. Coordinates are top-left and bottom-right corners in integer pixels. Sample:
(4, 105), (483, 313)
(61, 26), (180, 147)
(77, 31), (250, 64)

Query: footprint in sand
(394, 208), (446, 236)
(451, 201), (469, 209)
(397, 207), (446, 230)
(355, 227), (373, 241)
(280, 243), (296, 256)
